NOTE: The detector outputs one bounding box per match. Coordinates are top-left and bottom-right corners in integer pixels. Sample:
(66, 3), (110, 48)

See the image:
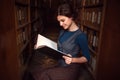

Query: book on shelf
(16, 6), (28, 25)
(83, 8), (102, 27)
(35, 34), (70, 59)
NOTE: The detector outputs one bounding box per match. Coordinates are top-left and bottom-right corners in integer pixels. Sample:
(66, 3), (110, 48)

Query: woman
(36, 3), (90, 80)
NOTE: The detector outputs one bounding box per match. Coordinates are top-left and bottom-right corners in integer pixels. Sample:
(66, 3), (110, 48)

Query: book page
(36, 34), (57, 50)
(35, 34), (71, 58)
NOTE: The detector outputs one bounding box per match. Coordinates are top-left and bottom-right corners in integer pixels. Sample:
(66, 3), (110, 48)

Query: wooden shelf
(19, 40), (30, 53)
(73, 0), (104, 79)
(83, 24), (100, 31)
(17, 22), (30, 30)
(0, 0), (43, 79)
(72, 0), (120, 80)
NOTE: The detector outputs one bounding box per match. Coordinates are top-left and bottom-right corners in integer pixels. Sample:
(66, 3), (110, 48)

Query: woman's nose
(60, 22), (63, 26)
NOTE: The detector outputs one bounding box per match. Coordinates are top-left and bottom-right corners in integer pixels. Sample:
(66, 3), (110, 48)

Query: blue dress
(37, 29), (90, 80)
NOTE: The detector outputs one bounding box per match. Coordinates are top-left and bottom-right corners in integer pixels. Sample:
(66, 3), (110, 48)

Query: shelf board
(84, 4), (103, 8)
(15, 1), (28, 7)
(17, 22), (30, 30)
(86, 65), (95, 80)
(89, 46), (97, 56)
(19, 40), (30, 54)
(83, 24), (100, 31)
(30, 17), (39, 23)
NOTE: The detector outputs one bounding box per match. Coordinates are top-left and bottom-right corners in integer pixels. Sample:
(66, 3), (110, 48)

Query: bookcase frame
(73, 0), (120, 80)
(0, 0), (43, 80)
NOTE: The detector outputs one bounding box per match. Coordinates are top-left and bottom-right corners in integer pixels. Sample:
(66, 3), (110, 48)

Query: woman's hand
(34, 44), (37, 49)
(62, 54), (72, 64)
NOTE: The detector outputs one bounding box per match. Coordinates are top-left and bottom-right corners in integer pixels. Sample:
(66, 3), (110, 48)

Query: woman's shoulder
(77, 30), (87, 40)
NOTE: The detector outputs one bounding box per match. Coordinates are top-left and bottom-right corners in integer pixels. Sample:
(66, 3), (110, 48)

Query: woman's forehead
(57, 15), (67, 20)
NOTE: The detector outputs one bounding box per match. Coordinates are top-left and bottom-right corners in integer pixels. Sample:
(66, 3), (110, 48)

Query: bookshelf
(14, 0), (31, 78)
(30, 0), (44, 50)
(73, 0), (104, 78)
(73, 0), (120, 80)
(0, 0), (43, 80)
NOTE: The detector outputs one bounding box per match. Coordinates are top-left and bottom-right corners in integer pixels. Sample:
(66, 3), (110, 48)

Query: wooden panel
(0, 0), (20, 80)
(96, 0), (120, 80)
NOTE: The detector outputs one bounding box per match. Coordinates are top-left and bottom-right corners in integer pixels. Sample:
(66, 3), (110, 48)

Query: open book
(35, 34), (70, 59)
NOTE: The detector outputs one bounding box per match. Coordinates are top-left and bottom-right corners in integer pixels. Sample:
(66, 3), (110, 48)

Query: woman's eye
(61, 20), (65, 22)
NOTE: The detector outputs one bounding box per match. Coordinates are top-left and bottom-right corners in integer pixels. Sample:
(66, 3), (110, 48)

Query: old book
(35, 34), (70, 59)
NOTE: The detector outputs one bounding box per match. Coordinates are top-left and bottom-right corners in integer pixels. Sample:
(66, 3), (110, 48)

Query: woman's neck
(68, 22), (79, 31)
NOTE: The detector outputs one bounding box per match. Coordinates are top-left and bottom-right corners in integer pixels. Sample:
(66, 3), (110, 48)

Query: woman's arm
(63, 55), (88, 64)
(72, 56), (88, 63)
(63, 33), (90, 64)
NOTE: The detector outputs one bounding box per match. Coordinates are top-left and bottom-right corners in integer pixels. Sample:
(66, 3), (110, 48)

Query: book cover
(35, 34), (70, 59)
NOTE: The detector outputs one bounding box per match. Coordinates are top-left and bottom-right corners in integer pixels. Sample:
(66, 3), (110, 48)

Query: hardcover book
(35, 34), (70, 59)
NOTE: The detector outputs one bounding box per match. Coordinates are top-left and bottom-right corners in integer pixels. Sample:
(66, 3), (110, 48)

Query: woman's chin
(63, 27), (68, 30)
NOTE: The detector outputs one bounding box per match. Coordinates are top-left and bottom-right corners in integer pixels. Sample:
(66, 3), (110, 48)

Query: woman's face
(57, 15), (73, 30)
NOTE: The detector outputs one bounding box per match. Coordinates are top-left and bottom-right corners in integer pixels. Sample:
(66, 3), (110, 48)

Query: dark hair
(57, 3), (77, 20)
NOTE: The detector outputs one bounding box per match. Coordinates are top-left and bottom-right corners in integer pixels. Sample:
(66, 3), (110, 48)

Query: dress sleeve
(76, 33), (90, 61)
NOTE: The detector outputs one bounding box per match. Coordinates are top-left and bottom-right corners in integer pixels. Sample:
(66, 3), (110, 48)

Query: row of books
(83, 27), (99, 52)
(16, 6), (28, 25)
(83, 8), (102, 27)
(30, 8), (40, 20)
(30, 21), (39, 47)
(88, 30), (99, 51)
(75, 0), (103, 8)
(83, 0), (103, 6)
(79, 22), (98, 74)
(19, 45), (30, 65)
(75, 0), (104, 77)
(16, 27), (29, 52)
(88, 53), (96, 73)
